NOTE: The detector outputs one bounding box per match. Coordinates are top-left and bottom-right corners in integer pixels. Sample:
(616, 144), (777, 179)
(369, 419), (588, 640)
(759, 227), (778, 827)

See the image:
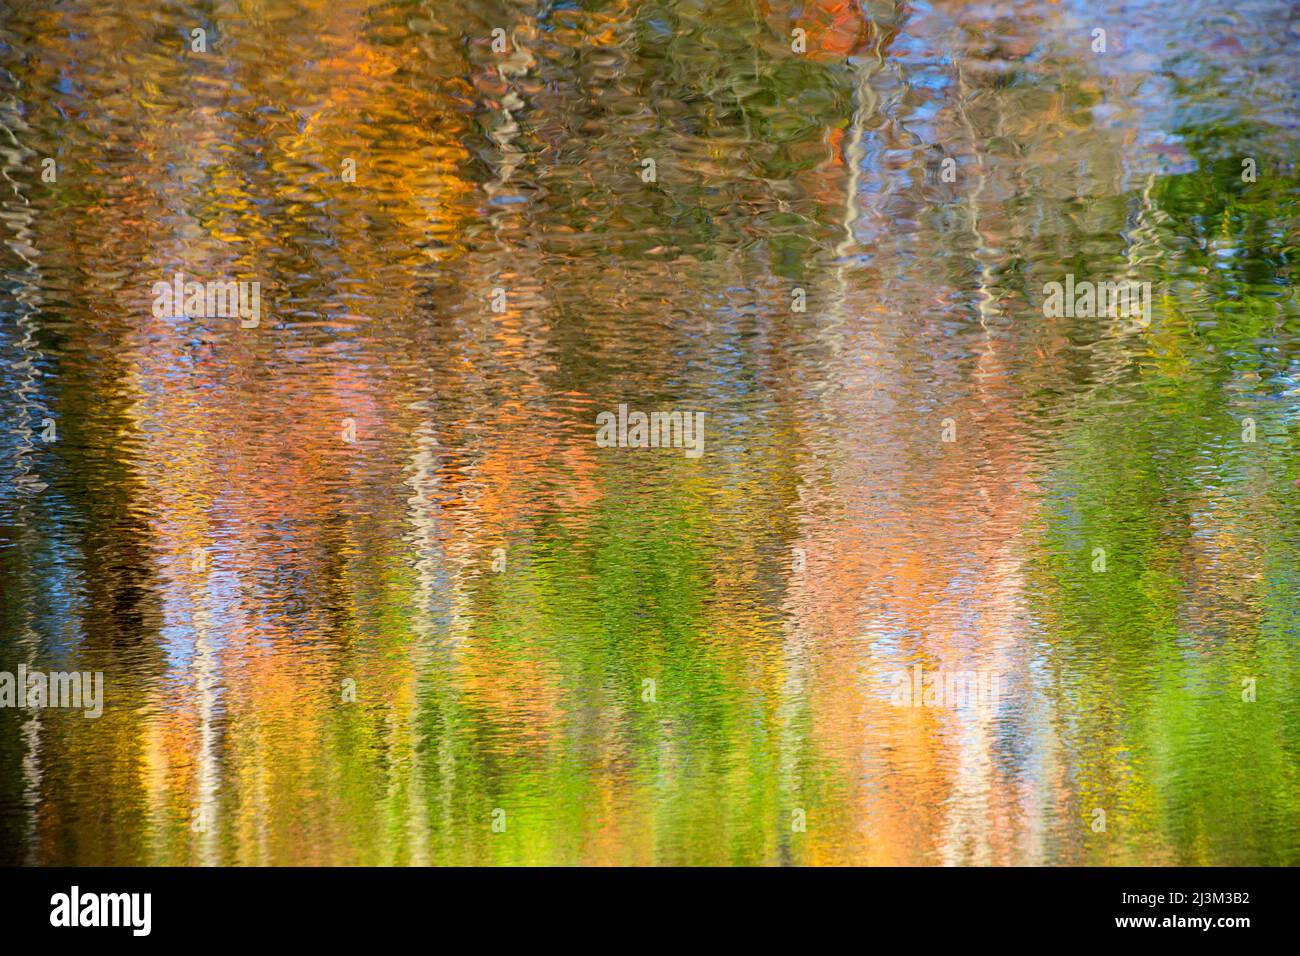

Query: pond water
(0, 0), (1297, 865)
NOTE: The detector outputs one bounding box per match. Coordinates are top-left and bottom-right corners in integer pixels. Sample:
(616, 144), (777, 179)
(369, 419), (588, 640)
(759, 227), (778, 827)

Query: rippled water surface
(1, 0), (1298, 865)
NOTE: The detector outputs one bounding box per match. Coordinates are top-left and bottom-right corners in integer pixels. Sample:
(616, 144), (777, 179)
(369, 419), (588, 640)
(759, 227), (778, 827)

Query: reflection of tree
(1027, 124), (1300, 863)
(1, 0), (1297, 866)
